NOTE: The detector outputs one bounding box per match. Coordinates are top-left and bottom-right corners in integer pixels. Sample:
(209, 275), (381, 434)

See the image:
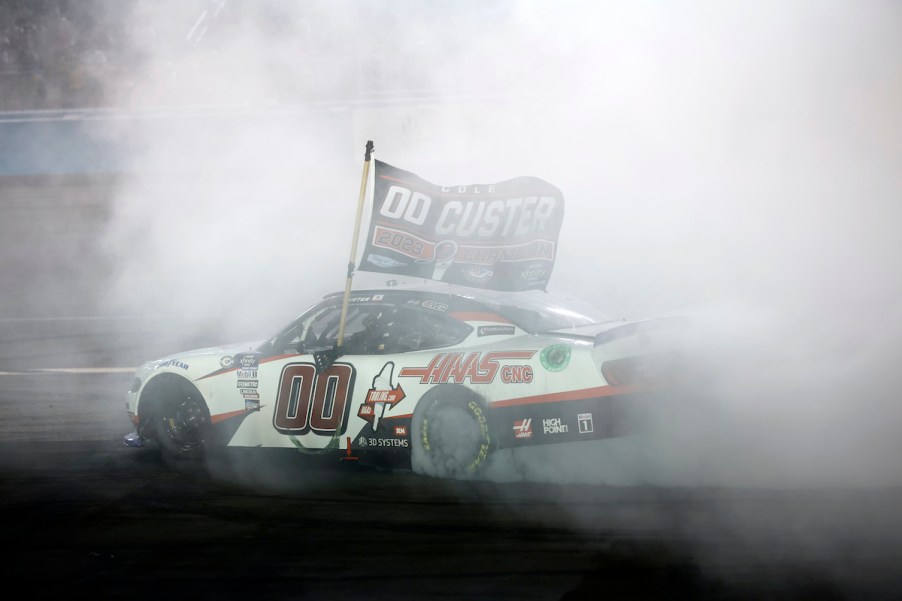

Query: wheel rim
(161, 394), (209, 451)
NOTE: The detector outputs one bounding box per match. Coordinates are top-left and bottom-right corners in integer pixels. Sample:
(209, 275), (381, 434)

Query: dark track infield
(1, 373), (901, 601)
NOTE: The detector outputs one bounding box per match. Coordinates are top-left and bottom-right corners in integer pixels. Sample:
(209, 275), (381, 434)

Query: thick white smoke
(100, 1), (902, 487)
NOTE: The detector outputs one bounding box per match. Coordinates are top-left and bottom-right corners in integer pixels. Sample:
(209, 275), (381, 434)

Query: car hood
(141, 339), (266, 371)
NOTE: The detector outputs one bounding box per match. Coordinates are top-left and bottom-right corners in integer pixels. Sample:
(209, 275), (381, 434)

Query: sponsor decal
(220, 356), (234, 368)
(540, 344), (571, 372)
(399, 351), (535, 384)
(542, 417), (569, 435)
(357, 362), (406, 431)
(361, 436), (409, 448)
(478, 325), (516, 337)
(349, 296), (372, 303)
(237, 380), (258, 388)
(237, 369), (257, 378)
(405, 298), (448, 312)
(394, 425), (408, 437)
(500, 364), (533, 383)
(462, 266), (494, 285)
(157, 359), (189, 370)
(420, 300), (448, 312)
(578, 412), (594, 434)
(241, 391), (260, 400)
(372, 294), (384, 301)
(236, 353), (259, 369)
(245, 399), (261, 411)
(366, 253), (407, 269)
(520, 262), (548, 283)
(513, 418), (533, 439)
(239, 388), (259, 395)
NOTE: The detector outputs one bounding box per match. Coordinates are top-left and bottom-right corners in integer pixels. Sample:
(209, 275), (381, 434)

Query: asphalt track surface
(3, 372), (902, 600)
(3, 176), (902, 600)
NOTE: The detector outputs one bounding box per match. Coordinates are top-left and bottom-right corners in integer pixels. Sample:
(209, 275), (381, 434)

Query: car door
(255, 300), (390, 451)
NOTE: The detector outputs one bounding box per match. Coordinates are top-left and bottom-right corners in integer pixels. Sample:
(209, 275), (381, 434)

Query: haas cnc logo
(513, 418), (533, 439)
(399, 351), (535, 384)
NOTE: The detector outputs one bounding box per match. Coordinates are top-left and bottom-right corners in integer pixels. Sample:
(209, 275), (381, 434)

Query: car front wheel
(147, 376), (211, 461)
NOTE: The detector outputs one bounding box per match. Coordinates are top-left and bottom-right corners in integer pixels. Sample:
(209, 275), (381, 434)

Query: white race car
(123, 283), (687, 478)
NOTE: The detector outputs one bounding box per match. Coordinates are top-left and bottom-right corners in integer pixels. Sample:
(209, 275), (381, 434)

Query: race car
(123, 283), (688, 478)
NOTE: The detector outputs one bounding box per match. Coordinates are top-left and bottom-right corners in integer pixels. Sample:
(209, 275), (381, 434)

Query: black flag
(358, 160), (565, 291)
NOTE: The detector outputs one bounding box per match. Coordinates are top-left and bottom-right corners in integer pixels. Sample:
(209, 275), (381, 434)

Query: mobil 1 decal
(358, 160), (565, 292)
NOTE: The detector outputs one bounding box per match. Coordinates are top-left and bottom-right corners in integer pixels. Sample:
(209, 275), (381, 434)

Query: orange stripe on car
(449, 311), (512, 323)
(492, 384), (640, 408)
(211, 408), (254, 424)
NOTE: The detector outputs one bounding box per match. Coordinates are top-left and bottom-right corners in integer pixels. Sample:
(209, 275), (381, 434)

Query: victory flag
(358, 160), (565, 291)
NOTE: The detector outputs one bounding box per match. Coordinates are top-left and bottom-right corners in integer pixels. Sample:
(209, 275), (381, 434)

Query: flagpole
(336, 140), (374, 348)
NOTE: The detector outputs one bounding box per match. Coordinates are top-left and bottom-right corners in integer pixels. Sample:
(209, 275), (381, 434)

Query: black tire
(145, 376), (211, 461)
(411, 385), (492, 479)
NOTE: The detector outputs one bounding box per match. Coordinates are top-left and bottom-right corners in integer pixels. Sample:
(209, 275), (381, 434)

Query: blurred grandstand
(0, 0), (493, 111)
(0, 0), (128, 110)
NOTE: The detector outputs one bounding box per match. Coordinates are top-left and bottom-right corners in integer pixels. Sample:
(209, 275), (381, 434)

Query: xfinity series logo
(236, 353), (259, 369)
(513, 418), (533, 439)
(520, 263), (548, 283)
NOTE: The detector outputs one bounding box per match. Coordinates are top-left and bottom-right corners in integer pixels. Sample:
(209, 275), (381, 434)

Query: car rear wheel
(411, 385), (492, 479)
(147, 377), (211, 461)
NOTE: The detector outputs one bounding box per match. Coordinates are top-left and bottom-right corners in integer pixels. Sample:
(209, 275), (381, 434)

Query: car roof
(321, 282), (608, 333)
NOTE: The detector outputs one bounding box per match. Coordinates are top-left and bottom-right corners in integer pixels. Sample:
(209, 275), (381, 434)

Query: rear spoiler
(593, 316), (690, 346)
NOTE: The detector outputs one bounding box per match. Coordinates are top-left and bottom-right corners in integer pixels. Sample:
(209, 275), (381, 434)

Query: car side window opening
(271, 301), (473, 356)
(341, 305), (473, 355)
(267, 298), (478, 357)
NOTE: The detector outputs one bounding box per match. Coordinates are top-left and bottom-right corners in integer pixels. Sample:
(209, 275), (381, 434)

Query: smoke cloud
(99, 1), (902, 487)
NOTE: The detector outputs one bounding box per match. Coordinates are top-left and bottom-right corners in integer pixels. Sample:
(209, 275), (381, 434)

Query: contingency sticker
(540, 344), (571, 372)
(357, 361), (406, 432)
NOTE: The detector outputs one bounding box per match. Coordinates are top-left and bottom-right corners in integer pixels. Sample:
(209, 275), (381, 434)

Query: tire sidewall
(149, 376), (211, 461)
(411, 384), (492, 479)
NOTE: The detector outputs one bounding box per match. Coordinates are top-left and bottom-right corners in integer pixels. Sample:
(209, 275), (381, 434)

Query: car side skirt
(490, 388), (660, 448)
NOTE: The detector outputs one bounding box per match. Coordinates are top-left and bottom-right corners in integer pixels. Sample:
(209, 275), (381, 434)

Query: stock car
(123, 283), (688, 478)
